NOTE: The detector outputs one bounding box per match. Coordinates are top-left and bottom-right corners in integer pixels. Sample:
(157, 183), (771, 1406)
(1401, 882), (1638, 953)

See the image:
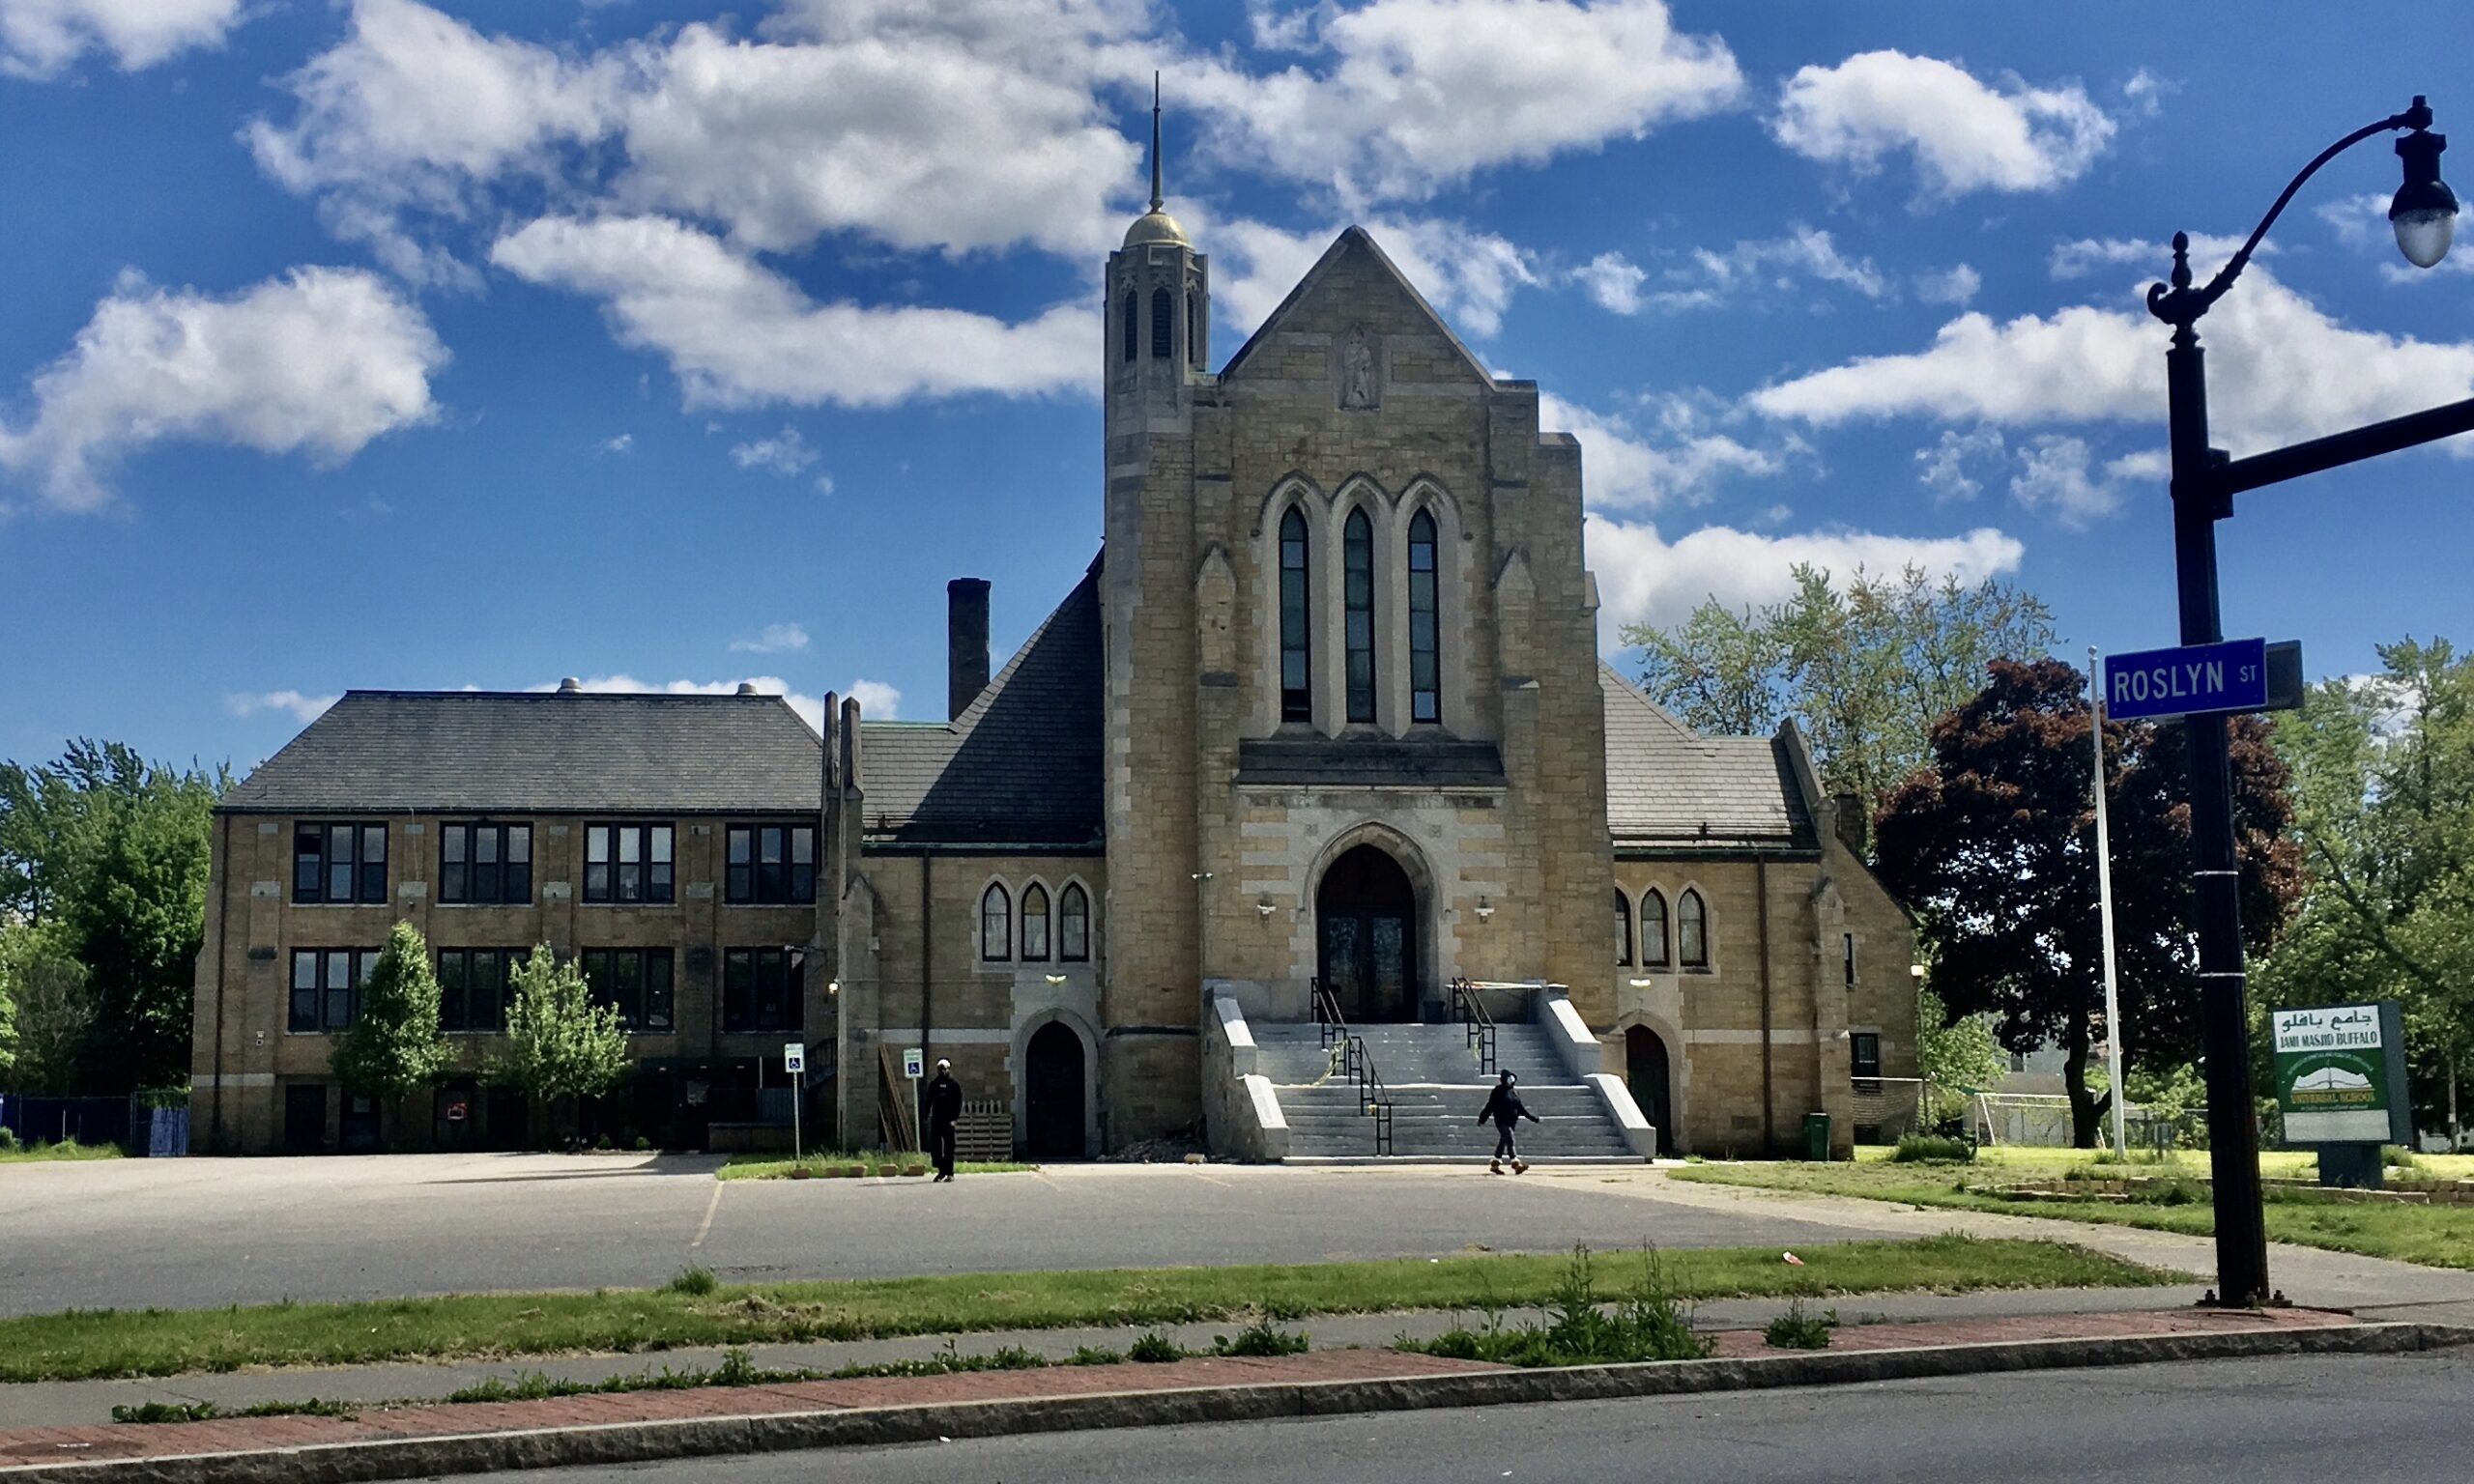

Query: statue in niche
(1340, 327), (1377, 410)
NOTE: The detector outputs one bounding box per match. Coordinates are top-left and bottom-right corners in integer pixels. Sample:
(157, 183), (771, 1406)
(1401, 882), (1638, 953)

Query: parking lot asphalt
(0, 1155), (1903, 1315)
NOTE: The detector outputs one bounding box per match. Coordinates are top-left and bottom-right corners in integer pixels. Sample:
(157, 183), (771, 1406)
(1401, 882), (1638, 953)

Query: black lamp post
(2147, 96), (2463, 1308)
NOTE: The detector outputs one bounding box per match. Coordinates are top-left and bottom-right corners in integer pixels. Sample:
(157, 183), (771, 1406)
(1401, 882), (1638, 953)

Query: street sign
(783, 1042), (805, 1075)
(2104, 637), (2303, 721)
(2272, 1003), (2410, 1146)
(902, 1047), (924, 1080)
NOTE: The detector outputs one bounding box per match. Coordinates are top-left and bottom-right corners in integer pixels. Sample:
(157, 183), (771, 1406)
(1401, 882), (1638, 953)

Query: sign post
(783, 1042), (806, 1163)
(2272, 1003), (2411, 1188)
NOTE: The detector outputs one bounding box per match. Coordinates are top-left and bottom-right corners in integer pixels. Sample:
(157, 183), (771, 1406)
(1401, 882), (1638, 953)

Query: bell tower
(1099, 76), (1211, 1146)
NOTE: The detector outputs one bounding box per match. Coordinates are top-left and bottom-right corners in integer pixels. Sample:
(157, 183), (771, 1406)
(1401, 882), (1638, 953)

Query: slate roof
(221, 691), (822, 814)
(859, 561), (1105, 847)
(1600, 663), (1816, 854)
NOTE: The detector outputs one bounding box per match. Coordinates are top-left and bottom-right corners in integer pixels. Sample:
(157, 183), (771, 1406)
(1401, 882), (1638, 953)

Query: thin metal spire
(1148, 71), (1165, 213)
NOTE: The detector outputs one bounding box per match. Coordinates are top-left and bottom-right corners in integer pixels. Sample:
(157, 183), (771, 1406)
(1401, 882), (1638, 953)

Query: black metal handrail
(1450, 976), (1497, 1075)
(1312, 977), (1393, 1154)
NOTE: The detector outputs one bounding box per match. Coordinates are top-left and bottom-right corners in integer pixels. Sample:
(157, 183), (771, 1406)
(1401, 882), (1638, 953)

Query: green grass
(716, 1153), (1038, 1180)
(0, 1138), (124, 1164)
(1673, 1148), (2474, 1271)
(1401, 1245), (1712, 1368)
(0, 1234), (2172, 1384)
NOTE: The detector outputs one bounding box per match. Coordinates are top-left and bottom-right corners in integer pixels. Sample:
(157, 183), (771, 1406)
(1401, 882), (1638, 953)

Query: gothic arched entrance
(1625, 1025), (1676, 1156)
(1023, 1021), (1086, 1159)
(1316, 843), (1419, 1022)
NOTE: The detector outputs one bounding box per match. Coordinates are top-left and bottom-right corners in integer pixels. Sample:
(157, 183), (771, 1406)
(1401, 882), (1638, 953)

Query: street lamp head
(2391, 108), (2458, 269)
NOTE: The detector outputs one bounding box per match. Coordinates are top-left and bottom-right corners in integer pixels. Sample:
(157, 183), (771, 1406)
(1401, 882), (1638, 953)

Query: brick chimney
(947, 578), (991, 721)
(1831, 791), (1868, 858)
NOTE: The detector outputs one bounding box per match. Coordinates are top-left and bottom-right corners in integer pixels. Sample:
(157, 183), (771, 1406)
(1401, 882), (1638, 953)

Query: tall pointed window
(1021, 882), (1051, 961)
(1678, 888), (1709, 969)
(1615, 890), (1633, 966)
(1150, 285), (1173, 358)
(1408, 509), (1440, 724)
(1121, 291), (1136, 361)
(1059, 882), (1091, 961)
(1280, 508), (1311, 723)
(1640, 889), (1670, 968)
(1343, 508), (1376, 724)
(980, 883), (1012, 961)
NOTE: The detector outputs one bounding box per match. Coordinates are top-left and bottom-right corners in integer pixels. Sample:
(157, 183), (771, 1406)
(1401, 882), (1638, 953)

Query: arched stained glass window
(1151, 285), (1173, 358)
(980, 883), (1012, 960)
(1641, 889), (1670, 968)
(1021, 883), (1051, 961)
(1615, 890), (1633, 966)
(1678, 888), (1709, 969)
(1280, 508), (1311, 723)
(1343, 508), (1375, 724)
(1059, 883), (1091, 961)
(1408, 509), (1440, 724)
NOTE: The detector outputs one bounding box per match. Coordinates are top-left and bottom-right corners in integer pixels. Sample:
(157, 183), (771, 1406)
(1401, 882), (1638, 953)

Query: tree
(1915, 984), (2007, 1128)
(495, 945), (629, 1149)
(2257, 638), (2474, 1145)
(0, 741), (226, 1092)
(1874, 658), (2302, 1146)
(0, 922), (92, 1095)
(330, 922), (451, 1149)
(1625, 564), (2057, 813)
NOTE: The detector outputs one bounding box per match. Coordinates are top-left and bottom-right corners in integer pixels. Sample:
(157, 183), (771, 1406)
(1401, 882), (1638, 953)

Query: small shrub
(1067, 1345), (1125, 1366)
(1891, 1134), (1973, 1163)
(1763, 1298), (1837, 1350)
(594, 1133), (614, 1151)
(1128, 1331), (1187, 1363)
(712, 1348), (761, 1387)
(633, 1136), (652, 1152)
(2382, 1145), (2418, 1171)
(664, 1265), (720, 1298)
(0, 1127), (18, 1153)
(1211, 1318), (1309, 1356)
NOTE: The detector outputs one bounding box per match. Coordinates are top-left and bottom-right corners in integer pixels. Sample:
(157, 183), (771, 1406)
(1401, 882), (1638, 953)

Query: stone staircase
(1251, 1021), (1643, 1162)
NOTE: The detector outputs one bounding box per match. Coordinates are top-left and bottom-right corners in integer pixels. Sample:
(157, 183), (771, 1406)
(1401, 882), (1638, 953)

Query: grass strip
(0, 1234), (2171, 1384)
(0, 1139), (123, 1164)
(1672, 1155), (2474, 1271)
(716, 1154), (1037, 1181)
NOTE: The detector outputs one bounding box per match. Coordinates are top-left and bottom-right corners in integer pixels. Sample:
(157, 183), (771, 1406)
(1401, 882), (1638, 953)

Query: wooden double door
(1316, 844), (1419, 1022)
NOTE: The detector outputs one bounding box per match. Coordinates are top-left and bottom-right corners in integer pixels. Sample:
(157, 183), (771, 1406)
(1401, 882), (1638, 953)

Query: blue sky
(4, 0), (2471, 774)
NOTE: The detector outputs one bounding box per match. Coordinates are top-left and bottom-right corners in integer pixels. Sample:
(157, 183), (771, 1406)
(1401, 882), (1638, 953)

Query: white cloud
(224, 689), (341, 725)
(846, 678), (900, 719)
(598, 433), (634, 455)
(1587, 513), (2027, 638)
(1539, 391), (1800, 512)
(490, 214), (1096, 408)
(1634, 225), (1891, 313)
(1215, 215), (1539, 337)
(1178, 0), (1742, 202)
(1, 0), (245, 79)
(731, 621), (811, 654)
(2121, 68), (2172, 120)
(1914, 426), (2004, 501)
(1573, 251), (1647, 315)
(549, 672), (826, 730)
(1747, 259), (2474, 457)
(1772, 50), (2115, 198)
(2007, 434), (2130, 527)
(731, 426), (819, 475)
(2048, 232), (2249, 281)
(0, 267), (446, 512)
(814, 472), (836, 497)
(2316, 191), (2474, 281)
(1913, 263), (1980, 306)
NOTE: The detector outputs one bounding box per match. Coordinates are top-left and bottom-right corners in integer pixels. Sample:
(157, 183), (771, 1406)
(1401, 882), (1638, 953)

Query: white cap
(936, 1058), (951, 1070)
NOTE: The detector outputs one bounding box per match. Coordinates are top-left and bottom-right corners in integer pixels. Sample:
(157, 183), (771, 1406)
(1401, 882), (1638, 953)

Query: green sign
(2272, 1002), (2409, 1145)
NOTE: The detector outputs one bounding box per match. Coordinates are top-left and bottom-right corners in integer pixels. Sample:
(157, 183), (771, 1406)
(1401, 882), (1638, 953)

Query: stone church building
(189, 159), (1914, 1160)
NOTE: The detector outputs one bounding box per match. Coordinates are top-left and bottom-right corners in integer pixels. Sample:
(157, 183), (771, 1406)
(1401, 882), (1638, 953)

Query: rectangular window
(288, 947), (378, 1032)
(581, 948), (674, 1032)
(439, 822), (532, 904)
(584, 824), (675, 903)
(1851, 1032), (1883, 1093)
(725, 824), (817, 903)
(437, 948), (524, 1034)
(723, 947), (805, 1034)
(293, 821), (388, 903)
(1843, 933), (1856, 990)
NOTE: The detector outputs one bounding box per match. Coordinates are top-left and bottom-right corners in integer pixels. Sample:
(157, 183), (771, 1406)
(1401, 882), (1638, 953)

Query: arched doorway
(1023, 1022), (1085, 1159)
(1625, 1026), (1676, 1156)
(1316, 843), (1419, 1022)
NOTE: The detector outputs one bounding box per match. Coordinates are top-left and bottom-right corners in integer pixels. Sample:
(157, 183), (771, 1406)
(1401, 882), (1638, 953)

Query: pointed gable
(1218, 226), (1497, 389)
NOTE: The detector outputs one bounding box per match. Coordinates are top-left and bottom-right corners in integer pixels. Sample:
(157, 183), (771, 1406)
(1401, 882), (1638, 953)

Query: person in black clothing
(1477, 1070), (1539, 1174)
(926, 1059), (964, 1182)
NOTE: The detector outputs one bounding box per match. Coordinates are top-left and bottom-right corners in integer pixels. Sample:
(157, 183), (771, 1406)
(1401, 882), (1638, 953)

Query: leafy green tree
(0, 741), (226, 1092)
(2258, 638), (2474, 1144)
(1625, 564), (2057, 813)
(495, 945), (629, 1149)
(330, 922), (451, 1148)
(1874, 659), (2301, 1146)
(1915, 985), (2007, 1127)
(0, 922), (92, 1095)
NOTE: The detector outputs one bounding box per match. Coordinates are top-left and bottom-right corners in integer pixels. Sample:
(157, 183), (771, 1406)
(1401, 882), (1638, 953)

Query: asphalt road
(475, 1350), (2474, 1483)
(0, 1156), (1900, 1315)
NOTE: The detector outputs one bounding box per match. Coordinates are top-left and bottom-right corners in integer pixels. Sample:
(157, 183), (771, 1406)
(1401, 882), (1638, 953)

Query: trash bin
(1802, 1112), (1831, 1162)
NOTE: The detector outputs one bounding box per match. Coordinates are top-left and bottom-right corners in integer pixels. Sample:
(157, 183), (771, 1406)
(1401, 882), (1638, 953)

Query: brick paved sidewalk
(0, 1306), (2367, 1476)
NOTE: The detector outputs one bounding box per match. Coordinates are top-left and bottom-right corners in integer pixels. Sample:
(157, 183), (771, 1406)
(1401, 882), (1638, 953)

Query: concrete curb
(11, 1322), (2468, 1484)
